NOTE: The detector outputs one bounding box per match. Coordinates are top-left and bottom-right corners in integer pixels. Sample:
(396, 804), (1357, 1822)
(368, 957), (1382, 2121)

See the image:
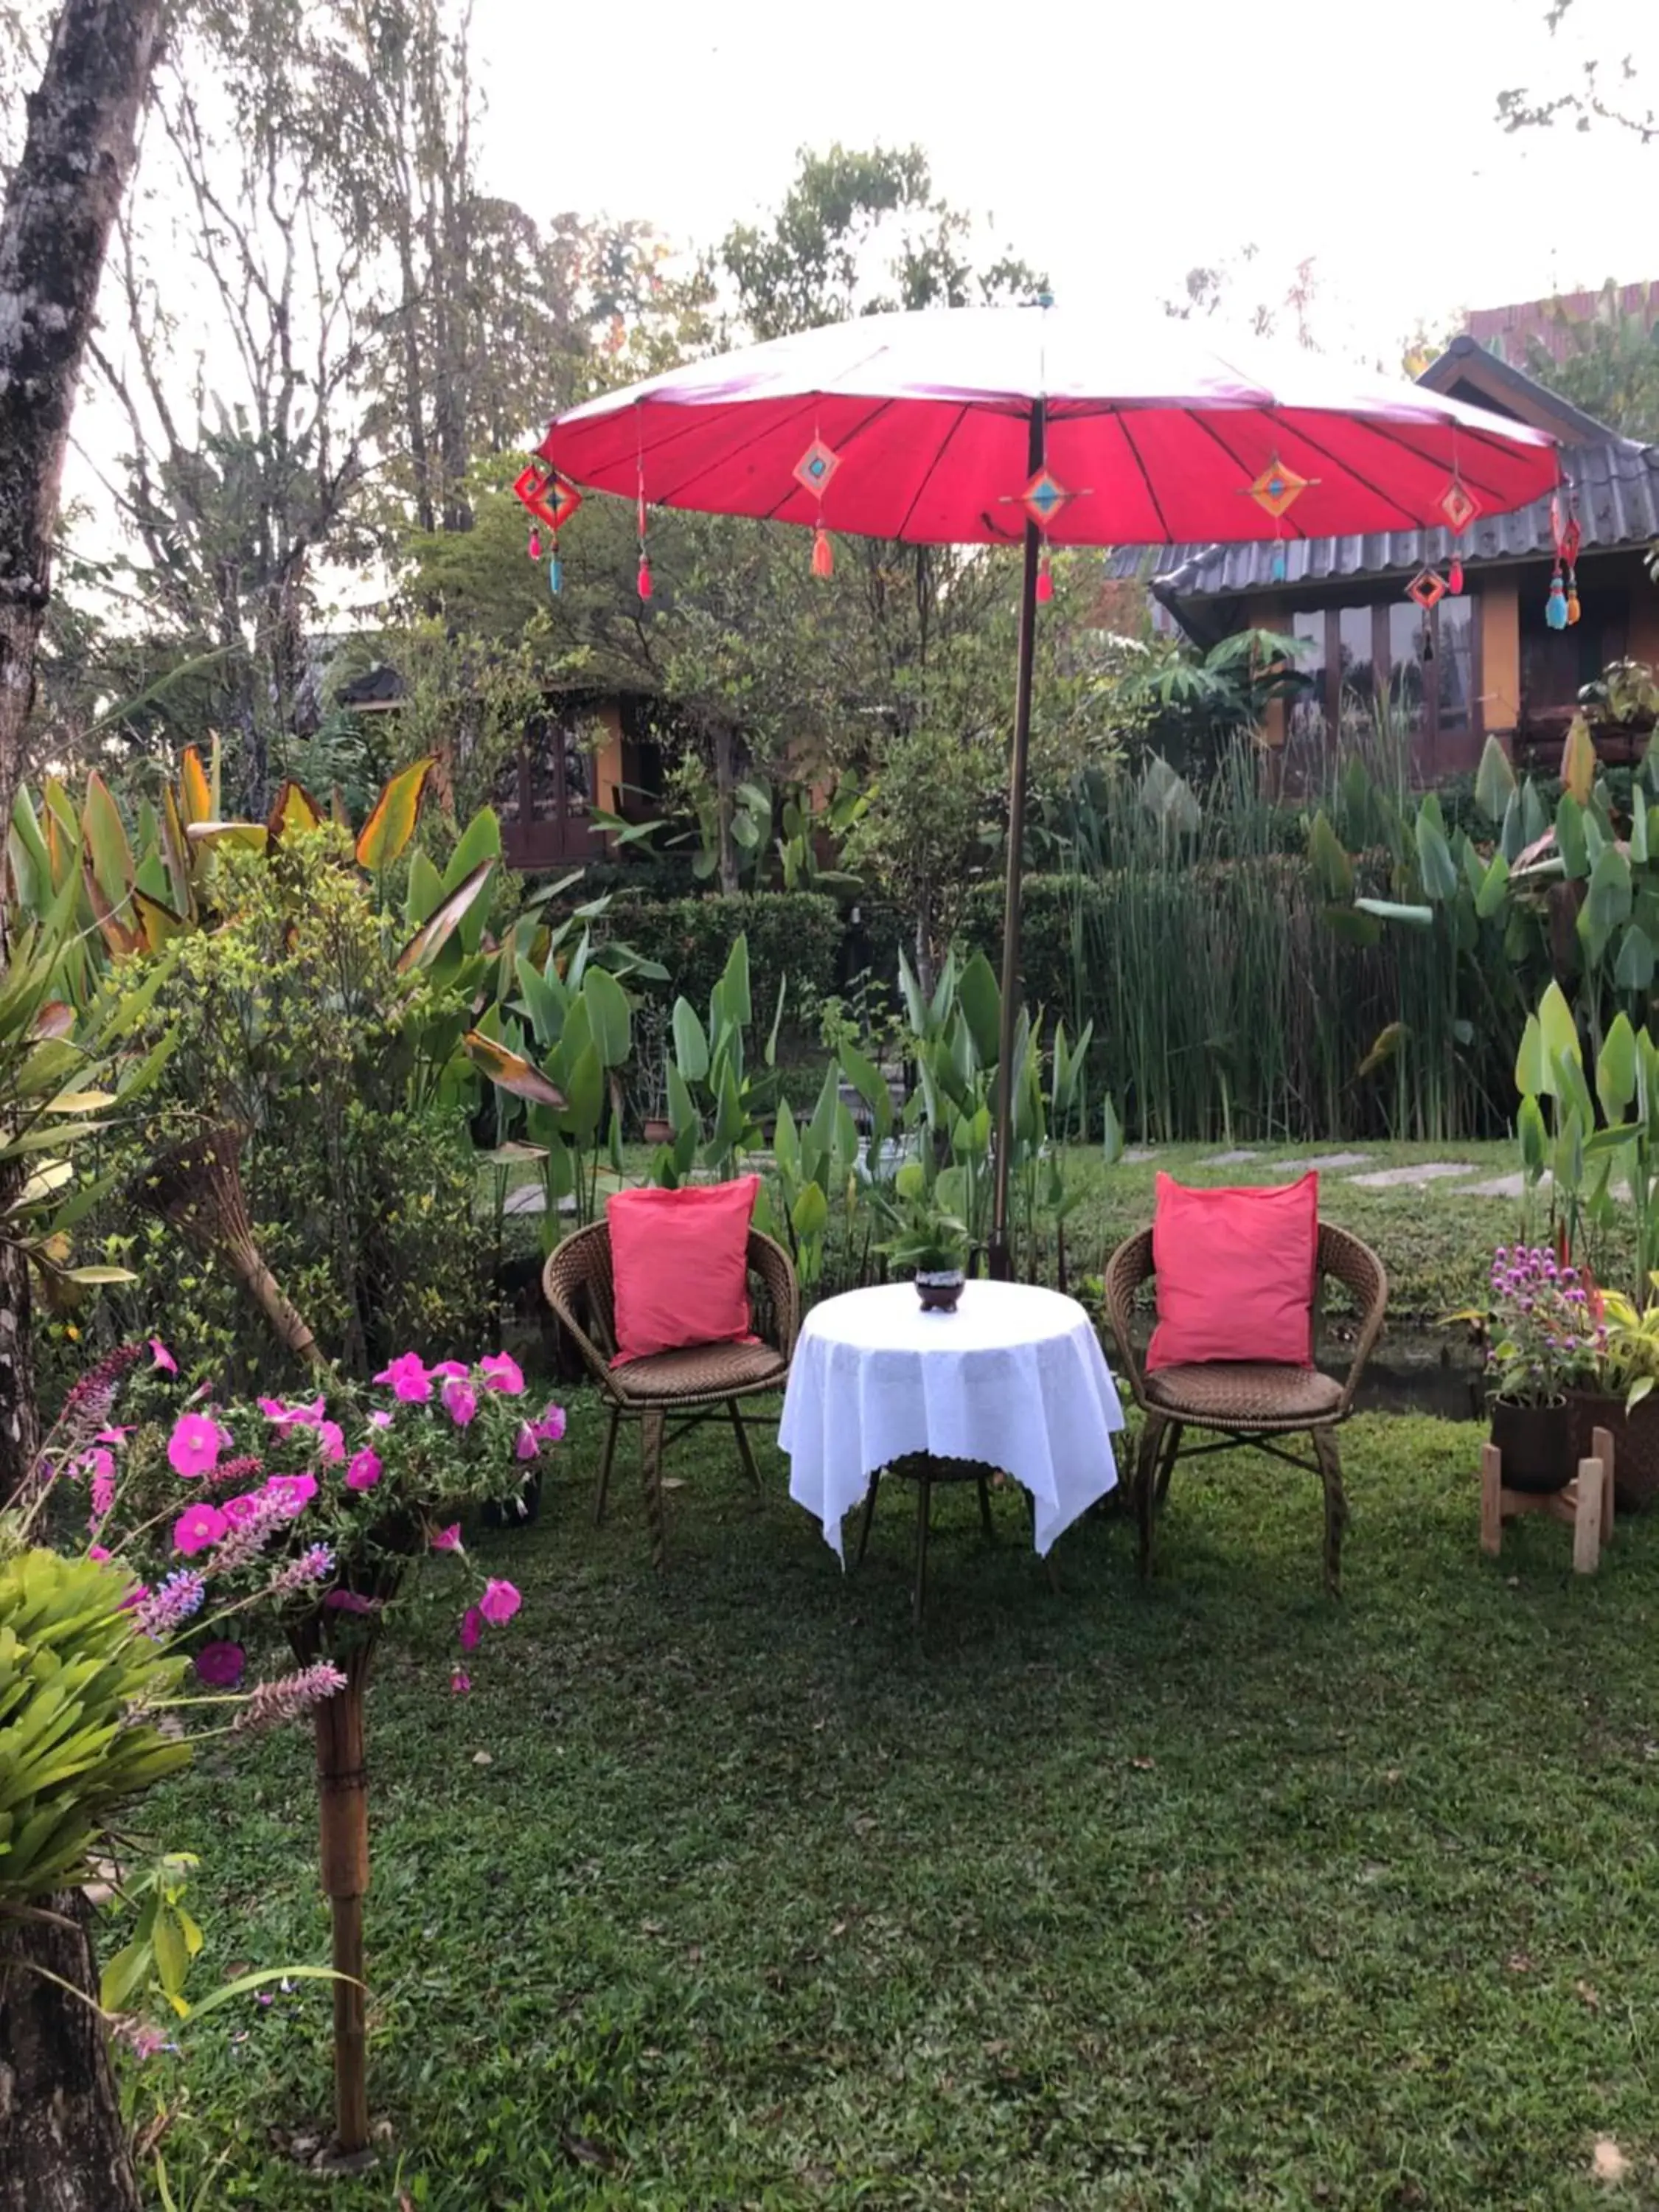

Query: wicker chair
(1102, 1222), (1388, 1593)
(541, 1222), (799, 1571)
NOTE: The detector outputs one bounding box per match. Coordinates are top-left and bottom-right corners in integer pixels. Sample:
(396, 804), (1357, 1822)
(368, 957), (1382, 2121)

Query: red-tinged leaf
(395, 858), (496, 973)
(179, 746), (213, 825)
(356, 756), (437, 870)
(132, 887), (187, 952)
(80, 770), (133, 908)
(81, 865), (142, 959)
(462, 1030), (566, 1107)
(32, 1001), (74, 1040)
(160, 781), (193, 912)
(330, 785), (352, 831)
(265, 779), (324, 843)
(184, 821), (268, 854)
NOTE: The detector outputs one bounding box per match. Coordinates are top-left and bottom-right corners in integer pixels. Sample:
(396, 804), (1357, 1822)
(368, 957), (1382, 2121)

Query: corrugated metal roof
(1110, 437), (1659, 601)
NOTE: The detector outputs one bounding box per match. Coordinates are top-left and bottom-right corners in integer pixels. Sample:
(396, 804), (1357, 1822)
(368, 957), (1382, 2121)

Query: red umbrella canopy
(537, 305), (1558, 548)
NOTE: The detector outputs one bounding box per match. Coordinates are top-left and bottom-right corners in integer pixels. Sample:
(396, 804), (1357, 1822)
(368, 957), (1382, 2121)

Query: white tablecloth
(779, 1279), (1124, 1561)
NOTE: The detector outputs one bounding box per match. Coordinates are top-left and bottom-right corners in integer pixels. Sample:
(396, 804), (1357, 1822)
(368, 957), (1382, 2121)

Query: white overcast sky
(473, 0), (1658, 366)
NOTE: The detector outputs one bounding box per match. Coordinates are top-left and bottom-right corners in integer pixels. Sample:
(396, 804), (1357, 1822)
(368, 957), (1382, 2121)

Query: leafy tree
(1522, 289), (1659, 443)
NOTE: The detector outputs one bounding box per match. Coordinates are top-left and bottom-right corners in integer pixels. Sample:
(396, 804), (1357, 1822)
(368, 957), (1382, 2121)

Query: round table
(779, 1279), (1124, 1587)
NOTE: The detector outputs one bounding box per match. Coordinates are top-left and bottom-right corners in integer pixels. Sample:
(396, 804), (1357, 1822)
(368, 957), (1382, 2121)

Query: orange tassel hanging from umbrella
(796, 434), (841, 581)
(812, 522), (834, 577)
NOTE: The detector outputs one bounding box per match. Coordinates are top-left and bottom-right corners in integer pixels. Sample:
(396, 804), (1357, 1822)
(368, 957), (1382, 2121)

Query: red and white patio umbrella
(523, 303), (1559, 1273)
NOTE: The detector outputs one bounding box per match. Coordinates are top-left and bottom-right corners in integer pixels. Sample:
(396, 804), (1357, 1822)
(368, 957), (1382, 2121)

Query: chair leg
(913, 1472), (932, 1626)
(1313, 1427), (1347, 1596)
(728, 1399), (762, 1494)
(978, 1475), (995, 1542)
(854, 1467), (882, 1569)
(594, 1405), (621, 1527)
(1153, 1418), (1184, 1506)
(1135, 1415), (1166, 1579)
(640, 1411), (668, 1574)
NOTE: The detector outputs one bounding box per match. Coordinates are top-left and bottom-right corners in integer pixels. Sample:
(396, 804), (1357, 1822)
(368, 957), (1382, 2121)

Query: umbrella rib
(757, 396), (900, 521)
(638, 393), (822, 507)
(1343, 414), (1559, 506)
(1260, 414), (1424, 532)
(894, 400), (974, 540)
(1112, 411), (1175, 541)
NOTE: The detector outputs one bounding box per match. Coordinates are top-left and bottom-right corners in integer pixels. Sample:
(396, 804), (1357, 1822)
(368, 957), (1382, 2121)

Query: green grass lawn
(139, 1394), (1659, 2211)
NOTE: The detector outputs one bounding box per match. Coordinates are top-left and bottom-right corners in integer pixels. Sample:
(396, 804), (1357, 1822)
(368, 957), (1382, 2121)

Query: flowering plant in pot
(1567, 1280), (1659, 1510)
(1484, 1245), (1603, 1492)
(44, 1338), (564, 2168)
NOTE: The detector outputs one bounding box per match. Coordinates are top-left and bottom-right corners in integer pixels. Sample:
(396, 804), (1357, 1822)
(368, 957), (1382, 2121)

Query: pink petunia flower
(221, 1492), (261, 1527)
(478, 1578), (521, 1627)
(366, 1408), (394, 1430)
(259, 1395), (326, 1430)
(87, 1544), (111, 1562)
(167, 1412), (224, 1480)
(479, 1352), (525, 1397)
(89, 1465), (116, 1522)
(150, 1337), (178, 1376)
(173, 1501), (229, 1557)
(431, 1523), (463, 1552)
(534, 1402), (566, 1445)
(428, 1360), (470, 1380)
(373, 1352), (431, 1402)
(459, 1605), (483, 1653)
(451, 1669), (471, 1695)
(513, 1422), (538, 1462)
(316, 1420), (346, 1464)
(344, 1447), (381, 1492)
(94, 1426), (130, 1447)
(441, 1378), (477, 1428)
(195, 1641), (246, 1688)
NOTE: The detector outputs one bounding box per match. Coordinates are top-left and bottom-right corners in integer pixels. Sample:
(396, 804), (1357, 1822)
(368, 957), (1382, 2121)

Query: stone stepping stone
(1346, 1161), (1479, 1191)
(1124, 1147), (1160, 1164)
(1465, 1172), (1531, 1199)
(1265, 1151), (1371, 1174)
(1199, 1148), (1259, 1166)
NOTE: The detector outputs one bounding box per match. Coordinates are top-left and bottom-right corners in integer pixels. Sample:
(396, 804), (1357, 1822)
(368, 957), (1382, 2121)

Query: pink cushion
(607, 1177), (759, 1366)
(1145, 1172), (1318, 1372)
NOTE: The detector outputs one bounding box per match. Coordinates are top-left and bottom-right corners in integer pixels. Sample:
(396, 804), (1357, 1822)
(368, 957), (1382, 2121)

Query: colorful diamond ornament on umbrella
(1245, 453), (1314, 582)
(796, 436), (841, 577)
(1020, 467), (1073, 601)
(512, 464), (582, 594)
(1437, 473), (1480, 594)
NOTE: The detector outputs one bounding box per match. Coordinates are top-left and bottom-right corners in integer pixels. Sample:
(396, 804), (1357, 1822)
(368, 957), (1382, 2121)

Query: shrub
(596, 891), (841, 1028)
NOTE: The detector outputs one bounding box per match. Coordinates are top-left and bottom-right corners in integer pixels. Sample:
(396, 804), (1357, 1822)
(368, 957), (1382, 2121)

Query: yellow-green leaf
(1560, 714), (1596, 807)
(184, 821), (268, 855)
(178, 746), (213, 827)
(80, 771), (133, 910)
(395, 859), (495, 973)
(265, 779), (324, 843)
(356, 756), (437, 870)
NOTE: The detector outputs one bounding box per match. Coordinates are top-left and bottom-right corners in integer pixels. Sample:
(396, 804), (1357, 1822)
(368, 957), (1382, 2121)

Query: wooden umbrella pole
(313, 1647), (373, 2166)
(990, 398), (1046, 1282)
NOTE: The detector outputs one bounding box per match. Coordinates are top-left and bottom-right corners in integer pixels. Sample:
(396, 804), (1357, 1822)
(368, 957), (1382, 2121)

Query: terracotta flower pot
(915, 1269), (965, 1314)
(1489, 1394), (1573, 1495)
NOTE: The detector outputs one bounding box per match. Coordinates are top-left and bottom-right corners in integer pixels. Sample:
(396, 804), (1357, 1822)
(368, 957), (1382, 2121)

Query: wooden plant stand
(1481, 1426), (1615, 1573)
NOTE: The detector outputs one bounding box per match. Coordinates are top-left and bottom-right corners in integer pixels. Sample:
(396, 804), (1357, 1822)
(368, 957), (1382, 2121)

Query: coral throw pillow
(608, 1176), (759, 1366)
(1145, 1171), (1318, 1371)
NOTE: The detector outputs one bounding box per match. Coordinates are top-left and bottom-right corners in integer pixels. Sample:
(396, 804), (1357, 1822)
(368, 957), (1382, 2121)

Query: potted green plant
(877, 1191), (970, 1313)
(1485, 1245), (1599, 1492)
(1570, 1281), (1659, 1510)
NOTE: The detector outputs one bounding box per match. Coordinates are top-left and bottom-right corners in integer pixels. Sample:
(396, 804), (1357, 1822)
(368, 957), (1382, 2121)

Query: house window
(1437, 596), (1475, 733)
(1336, 607), (1377, 707)
(1288, 611), (1327, 744)
(1520, 578), (1629, 720)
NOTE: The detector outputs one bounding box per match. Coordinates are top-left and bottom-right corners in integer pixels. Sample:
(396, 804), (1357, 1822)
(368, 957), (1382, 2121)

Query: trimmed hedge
(599, 890), (841, 1021)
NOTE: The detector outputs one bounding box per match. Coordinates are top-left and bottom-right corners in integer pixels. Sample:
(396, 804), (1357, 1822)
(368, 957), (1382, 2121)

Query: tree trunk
(0, 1169), (36, 1506)
(0, 0), (164, 843)
(0, 4), (164, 2199)
(0, 1896), (142, 2212)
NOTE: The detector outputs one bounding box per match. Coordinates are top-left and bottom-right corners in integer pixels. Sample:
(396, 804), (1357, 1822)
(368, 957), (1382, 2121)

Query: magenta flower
(316, 1420), (346, 1464)
(367, 1408), (394, 1430)
(374, 1353), (431, 1403)
(221, 1492), (261, 1527)
(94, 1426), (130, 1447)
(324, 1590), (380, 1614)
(195, 1641), (246, 1688)
(150, 1337), (178, 1376)
(87, 1544), (111, 1562)
(167, 1412), (224, 1480)
(260, 1394), (326, 1430)
(451, 1669), (471, 1695)
(479, 1578), (521, 1626)
(173, 1501), (229, 1557)
(534, 1402), (566, 1444)
(344, 1447), (382, 1492)
(459, 1605), (483, 1653)
(429, 1360), (470, 1380)
(441, 1378), (477, 1428)
(479, 1352), (525, 1397)
(513, 1422), (538, 1462)
(262, 1472), (317, 1514)
(89, 1467), (116, 1522)
(431, 1523), (463, 1552)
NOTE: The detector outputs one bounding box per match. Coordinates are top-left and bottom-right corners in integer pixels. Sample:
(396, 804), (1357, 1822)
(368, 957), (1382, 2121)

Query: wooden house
(1116, 336), (1659, 785)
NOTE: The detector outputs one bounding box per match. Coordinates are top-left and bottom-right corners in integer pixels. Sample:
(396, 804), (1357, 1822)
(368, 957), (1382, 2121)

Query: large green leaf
(1307, 810), (1353, 899)
(957, 950), (1001, 1069)
(355, 757), (436, 869)
(394, 860), (496, 973)
(560, 1042), (605, 1141)
(1560, 714), (1597, 806)
(1475, 851), (1510, 920)
(1555, 792), (1589, 880)
(1615, 922), (1657, 993)
(1537, 981), (1582, 1088)
(1413, 798), (1458, 903)
(1354, 897), (1434, 928)
(462, 1031), (565, 1107)
(80, 772), (133, 911)
(672, 996), (710, 1083)
(720, 933), (752, 1029)
(581, 965), (631, 1068)
(1474, 734), (1517, 823)
(838, 1042), (892, 1142)
(667, 1060), (700, 1141)
(1598, 1012), (1640, 1120)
